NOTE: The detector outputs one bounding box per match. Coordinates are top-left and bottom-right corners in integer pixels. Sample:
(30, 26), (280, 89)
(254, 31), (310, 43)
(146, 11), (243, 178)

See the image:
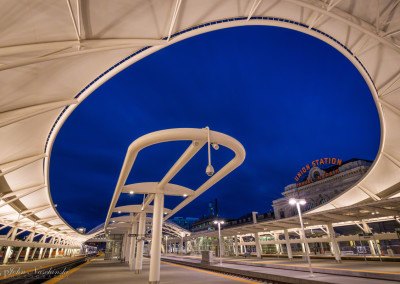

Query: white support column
(320, 242), (325, 255)
(4, 227), (19, 264)
(369, 240), (377, 255)
(3, 247), (12, 264)
(254, 233), (262, 258)
(149, 193), (164, 284)
(121, 232), (127, 260)
(48, 248), (53, 259)
(186, 240), (190, 254)
(125, 231), (132, 263)
(55, 248), (59, 258)
(129, 221), (138, 271)
(326, 224), (341, 263)
(43, 248), (48, 259)
(135, 211), (146, 274)
(274, 233), (281, 254)
(16, 247), (23, 262)
(240, 236), (246, 253)
(234, 235), (239, 257)
(361, 221), (377, 256)
(31, 247), (38, 260)
(284, 229), (293, 261)
(24, 247), (31, 262)
(179, 237), (184, 255)
(252, 212), (262, 258)
(165, 236), (168, 254)
(38, 248), (44, 260)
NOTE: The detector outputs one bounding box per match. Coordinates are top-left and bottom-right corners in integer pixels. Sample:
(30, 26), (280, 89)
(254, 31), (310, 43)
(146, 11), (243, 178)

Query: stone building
(273, 158), (372, 219)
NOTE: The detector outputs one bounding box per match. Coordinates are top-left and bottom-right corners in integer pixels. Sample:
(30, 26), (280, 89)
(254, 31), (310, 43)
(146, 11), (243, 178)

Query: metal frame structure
(1, 0), (400, 269)
(169, 196), (400, 263)
(104, 128), (245, 283)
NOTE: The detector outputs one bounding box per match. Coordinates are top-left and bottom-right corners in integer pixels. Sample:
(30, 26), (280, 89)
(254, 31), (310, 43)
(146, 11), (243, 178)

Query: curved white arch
(1, 0), (400, 244)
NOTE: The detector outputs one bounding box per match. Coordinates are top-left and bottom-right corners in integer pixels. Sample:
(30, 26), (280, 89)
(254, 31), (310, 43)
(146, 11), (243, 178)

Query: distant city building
(190, 216), (228, 232)
(189, 199), (221, 232)
(189, 212), (274, 233)
(187, 197), (275, 233)
(208, 199), (218, 217)
(226, 211), (274, 227)
(273, 158), (372, 219)
(170, 217), (199, 230)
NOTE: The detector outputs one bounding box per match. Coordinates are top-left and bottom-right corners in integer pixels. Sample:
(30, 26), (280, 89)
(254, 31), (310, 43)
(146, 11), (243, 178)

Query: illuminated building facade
(273, 158), (372, 219)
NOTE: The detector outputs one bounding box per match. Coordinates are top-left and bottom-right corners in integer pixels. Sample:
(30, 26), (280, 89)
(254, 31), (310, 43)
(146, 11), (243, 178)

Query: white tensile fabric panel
(0, 1), (76, 47)
(0, 48), (139, 113)
(0, 109), (60, 163)
(331, 187), (372, 207)
(362, 44), (400, 90)
(83, 0), (174, 39)
(382, 103), (400, 161)
(360, 154), (400, 195)
(0, 204), (17, 216)
(4, 161), (44, 191)
(18, 187), (49, 209)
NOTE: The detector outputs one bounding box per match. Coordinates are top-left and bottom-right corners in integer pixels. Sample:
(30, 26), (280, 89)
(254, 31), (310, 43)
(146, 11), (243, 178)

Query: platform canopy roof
(1, 0), (400, 244)
(186, 196), (400, 239)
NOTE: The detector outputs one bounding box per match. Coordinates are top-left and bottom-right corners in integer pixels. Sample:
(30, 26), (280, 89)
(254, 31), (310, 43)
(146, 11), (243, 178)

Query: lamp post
(214, 220), (224, 265)
(289, 198), (314, 277)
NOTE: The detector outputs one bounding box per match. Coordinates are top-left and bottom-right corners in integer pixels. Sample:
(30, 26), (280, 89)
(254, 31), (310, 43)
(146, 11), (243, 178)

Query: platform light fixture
(205, 127), (215, 176)
(289, 198), (313, 277)
(214, 220), (225, 265)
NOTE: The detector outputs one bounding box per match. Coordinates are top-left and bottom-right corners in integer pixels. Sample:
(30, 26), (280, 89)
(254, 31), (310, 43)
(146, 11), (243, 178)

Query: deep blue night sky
(50, 26), (380, 231)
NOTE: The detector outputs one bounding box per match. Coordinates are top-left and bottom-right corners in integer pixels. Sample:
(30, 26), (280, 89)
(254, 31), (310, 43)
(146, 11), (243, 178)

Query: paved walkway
(0, 256), (80, 280)
(53, 257), (262, 284)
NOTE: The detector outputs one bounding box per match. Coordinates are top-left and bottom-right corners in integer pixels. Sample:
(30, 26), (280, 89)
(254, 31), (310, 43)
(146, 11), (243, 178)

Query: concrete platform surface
(166, 254), (400, 277)
(55, 257), (262, 284)
(162, 255), (400, 283)
(0, 256), (81, 280)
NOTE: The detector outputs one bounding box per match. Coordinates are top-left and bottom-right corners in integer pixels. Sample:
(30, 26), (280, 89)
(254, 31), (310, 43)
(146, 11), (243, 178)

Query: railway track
(161, 257), (304, 284)
(1, 254), (97, 284)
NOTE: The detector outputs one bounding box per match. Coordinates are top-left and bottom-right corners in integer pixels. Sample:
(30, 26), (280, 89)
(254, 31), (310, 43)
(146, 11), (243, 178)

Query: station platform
(161, 254), (400, 283)
(51, 256), (262, 284)
(37, 254), (400, 284)
(0, 256), (82, 280)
